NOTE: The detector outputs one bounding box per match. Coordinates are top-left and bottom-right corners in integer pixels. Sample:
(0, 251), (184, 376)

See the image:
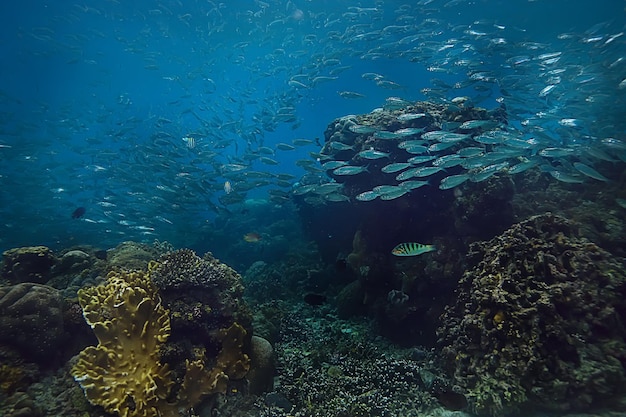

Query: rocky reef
(437, 213), (626, 416)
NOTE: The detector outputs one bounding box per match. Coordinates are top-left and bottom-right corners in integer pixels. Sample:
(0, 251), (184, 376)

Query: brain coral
(437, 213), (626, 416)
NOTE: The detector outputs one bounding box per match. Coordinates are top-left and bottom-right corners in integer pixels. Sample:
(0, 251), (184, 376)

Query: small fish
(391, 242), (436, 256)
(71, 207), (86, 219)
(379, 186), (409, 200)
(374, 130), (402, 140)
(324, 193), (351, 202)
(398, 180), (429, 190)
(407, 155), (437, 164)
(538, 84), (557, 97)
(549, 170), (584, 184)
(459, 120), (497, 130)
(507, 159), (539, 174)
(394, 127), (424, 136)
(338, 91), (366, 99)
(439, 173), (470, 190)
(322, 160), (349, 170)
(572, 162), (609, 182)
(330, 142), (354, 151)
(260, 157), (279, 165)
(182, 136), (196, 149)
(381, 162), (412, 173)
(292, 138), (314, 146)
(358, 149), (389, 160)
(333, 165), (368, 175)
(276, 142), (296, 151)
(356, 190), (380, 201)
(349, 124), (378, 134)
(538, 147), (576, 158)
(243, 232), (262, 243)
(397, 113), (426, 121)
(224, 181), (233, 194)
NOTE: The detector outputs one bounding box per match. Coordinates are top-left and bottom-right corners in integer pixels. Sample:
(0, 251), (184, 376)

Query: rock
(0, 283), (64, 364)
(247, 335), (275, 394)
(53, 250), (92, 274)
(1, 247), (57, 284)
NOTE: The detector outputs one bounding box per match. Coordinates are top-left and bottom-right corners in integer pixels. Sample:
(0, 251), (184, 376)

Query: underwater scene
(1, 0), (626, 416)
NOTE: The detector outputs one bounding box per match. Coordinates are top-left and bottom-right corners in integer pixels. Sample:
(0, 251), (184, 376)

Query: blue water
(0, 0), (624, 254)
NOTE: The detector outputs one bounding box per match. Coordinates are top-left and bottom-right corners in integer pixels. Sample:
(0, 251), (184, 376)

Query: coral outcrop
(71, 268), (251, 417)
(437, 213), (626, 416)
(0, 283), (64, 363)
(1, 246), (57, 284)
(149, 249), (251, 346)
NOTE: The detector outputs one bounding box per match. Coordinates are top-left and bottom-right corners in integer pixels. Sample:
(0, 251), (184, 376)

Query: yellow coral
(72, 269), (251, 417)
(71, 270), (173, 417)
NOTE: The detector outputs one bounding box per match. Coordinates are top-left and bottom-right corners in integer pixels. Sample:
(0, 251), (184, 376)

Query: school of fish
(0, 0), (624, 249)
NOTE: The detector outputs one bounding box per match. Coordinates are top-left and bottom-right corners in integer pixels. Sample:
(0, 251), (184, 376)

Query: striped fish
(391, 242), (436, 257)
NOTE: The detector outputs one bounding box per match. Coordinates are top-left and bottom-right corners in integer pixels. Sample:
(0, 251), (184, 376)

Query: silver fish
(379, 186), (409, 200)
(549, 170), (584, 184)
(381, 162), (413, 173)
(356, 190), (380, 202)
(439, 173), (470, 190)
(358, 149), (390, 159)
(349, 124), (378, 134)
(394, 127), (424, 136)
(538, 147), (576, 158)
(333, 165), (368, 175)
(398, 180), (429, 190)
(572, 162), (609, 181)
(276, 143), (296, 151)
(322, 160), (349, 170)
(330, 142), (355, 151)
(459, 120), (497, 130)
(397, 113), (427, 121)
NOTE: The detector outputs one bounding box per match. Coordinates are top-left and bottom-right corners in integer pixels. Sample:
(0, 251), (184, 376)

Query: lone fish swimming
(391, 242), (436, 257)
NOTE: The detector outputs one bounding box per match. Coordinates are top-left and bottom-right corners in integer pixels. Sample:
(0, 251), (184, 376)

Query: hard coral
(0, 283), (64, 364)
(1, 246), (57, 284)
(149, 249), (251, 348)
(150, 248), (241, 291)
(438, 213), (626, 416)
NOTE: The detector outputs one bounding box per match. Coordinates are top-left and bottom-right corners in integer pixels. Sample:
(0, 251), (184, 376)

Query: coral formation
(71, 269), (173, 417)
(247, 335), (275, 394)
(150, 248), (242, 292)
(437, 213), (626, 416)
(149, 249), (251, 347)
(71, 269), (251, 417)
(1, 246), (57, 284)
(0, 283), (64, 364)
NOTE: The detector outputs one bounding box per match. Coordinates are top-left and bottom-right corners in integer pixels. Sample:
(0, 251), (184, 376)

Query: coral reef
(437, 213), (626, 416)
(1, 246), (57, 284)
(72, 268), (251, 417)
(0, 283), (64, 364)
